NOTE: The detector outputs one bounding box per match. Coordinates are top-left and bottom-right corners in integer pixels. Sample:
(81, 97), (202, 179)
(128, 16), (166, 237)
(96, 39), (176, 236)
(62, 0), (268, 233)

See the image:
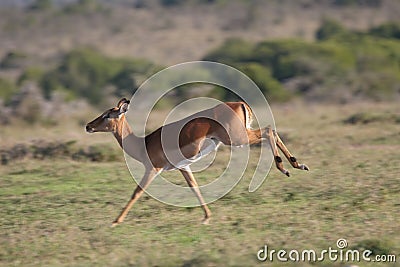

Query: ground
(0, 102), (399, 266)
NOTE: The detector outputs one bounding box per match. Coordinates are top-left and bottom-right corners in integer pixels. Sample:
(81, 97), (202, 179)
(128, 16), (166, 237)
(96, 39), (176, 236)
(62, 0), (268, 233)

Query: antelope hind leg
(273, 130), (309, 171)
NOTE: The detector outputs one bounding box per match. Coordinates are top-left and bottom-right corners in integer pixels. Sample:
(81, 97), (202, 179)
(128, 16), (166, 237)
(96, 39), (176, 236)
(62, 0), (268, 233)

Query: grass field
(1, 102), (399, 266)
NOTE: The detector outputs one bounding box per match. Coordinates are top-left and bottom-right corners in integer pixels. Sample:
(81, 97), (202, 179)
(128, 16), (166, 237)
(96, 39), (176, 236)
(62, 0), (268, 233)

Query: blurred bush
(10, 83), (46, 124)
(1, 21), (399, 108)
(18, 66), (44, 85)
(316, 19), (348, 41)
(0, 140), (122, 165)
(238, 63), (290, 101)
(39, 47), (156, 106)
(343, 111), (400, 124)
(0, 78), (18, 103)
(160, 0), (185, 7)
(28, 0), (52, 11)
(352, 239), (394, 256)
(203, 20), (400, 102)
(0, 51), (27, 69)
(369, 22), (400, 39)
(204, 38), (255, 64)
(332, 0), (382, 7)
(62, 0), (105, 14)
(72, 143), (122, 162)
(159, 0), (216, 7)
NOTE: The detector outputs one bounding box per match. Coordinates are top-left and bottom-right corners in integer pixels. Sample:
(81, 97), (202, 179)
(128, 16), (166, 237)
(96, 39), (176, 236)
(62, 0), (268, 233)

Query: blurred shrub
(343, 111), (400, 124)
(0, 51), (27, 69)
(28, 0), (53, 11)
(357, 71), (400, 101)
(255, 39), (354, 80)
(209, 63), (291, 102)
(205, 39), (292, 102)
(238, 63), (290, 101)
(62, 0), (104, 14)
(352, 239), (393, 256)
(1, 141), (75, 165)
(17, 99), (42, 124)
(159, 0), (185, 7)
(369, 22), (400, 39)
(203, 21), (400, 103)
(40, 48), (156, 105)
(110, 69), (137, 98)
(31, 140), (76, 159)
(332, 0), (382, 7)
(316, 19), (347, 41)
(72, 143), (122, 162)
(1, 144), (29, 165)
(204, 38), (255, 64)
(18, 67), (44, 85)
(12, 85), (45, 124)
(0, 140), (122, 165)
(0, 78), (18, 103)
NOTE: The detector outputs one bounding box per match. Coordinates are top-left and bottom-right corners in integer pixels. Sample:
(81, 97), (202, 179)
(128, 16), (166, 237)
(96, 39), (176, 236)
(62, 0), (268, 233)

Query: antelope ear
(117, 98), (130, 108)
(119, 102), (129, 114)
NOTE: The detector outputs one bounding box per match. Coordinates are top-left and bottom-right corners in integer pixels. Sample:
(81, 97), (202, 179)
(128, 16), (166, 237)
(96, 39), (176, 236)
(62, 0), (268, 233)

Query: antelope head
(86, 98), (130, 134)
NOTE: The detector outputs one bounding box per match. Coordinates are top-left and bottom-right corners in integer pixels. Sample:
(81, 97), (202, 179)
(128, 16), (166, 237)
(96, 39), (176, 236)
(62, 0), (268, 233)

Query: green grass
(1, 102), (399, 266)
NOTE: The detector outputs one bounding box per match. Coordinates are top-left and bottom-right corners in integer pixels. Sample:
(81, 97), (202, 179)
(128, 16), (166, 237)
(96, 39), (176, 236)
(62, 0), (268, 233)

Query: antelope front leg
(180, 168), (211, 224)
(273, 130), (309, 171)
(111, 168), (158, 227)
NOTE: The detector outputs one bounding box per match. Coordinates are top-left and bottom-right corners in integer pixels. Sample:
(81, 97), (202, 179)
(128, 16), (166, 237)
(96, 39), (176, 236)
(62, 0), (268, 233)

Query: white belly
(164, 139), (221, 171)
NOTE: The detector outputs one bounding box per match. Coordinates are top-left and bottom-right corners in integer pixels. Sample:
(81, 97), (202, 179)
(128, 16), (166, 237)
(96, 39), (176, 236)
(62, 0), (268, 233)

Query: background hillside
(1, 0), (400, 118)
(1, 0), (400, 65)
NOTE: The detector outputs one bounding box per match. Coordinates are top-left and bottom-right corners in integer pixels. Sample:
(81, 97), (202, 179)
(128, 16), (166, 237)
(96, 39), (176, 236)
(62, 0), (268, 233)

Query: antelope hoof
(202, 218), (210, 225)
(300, 164), (309, 171)
(111, 221), (121, 227)
(283, 170), (290, 177)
